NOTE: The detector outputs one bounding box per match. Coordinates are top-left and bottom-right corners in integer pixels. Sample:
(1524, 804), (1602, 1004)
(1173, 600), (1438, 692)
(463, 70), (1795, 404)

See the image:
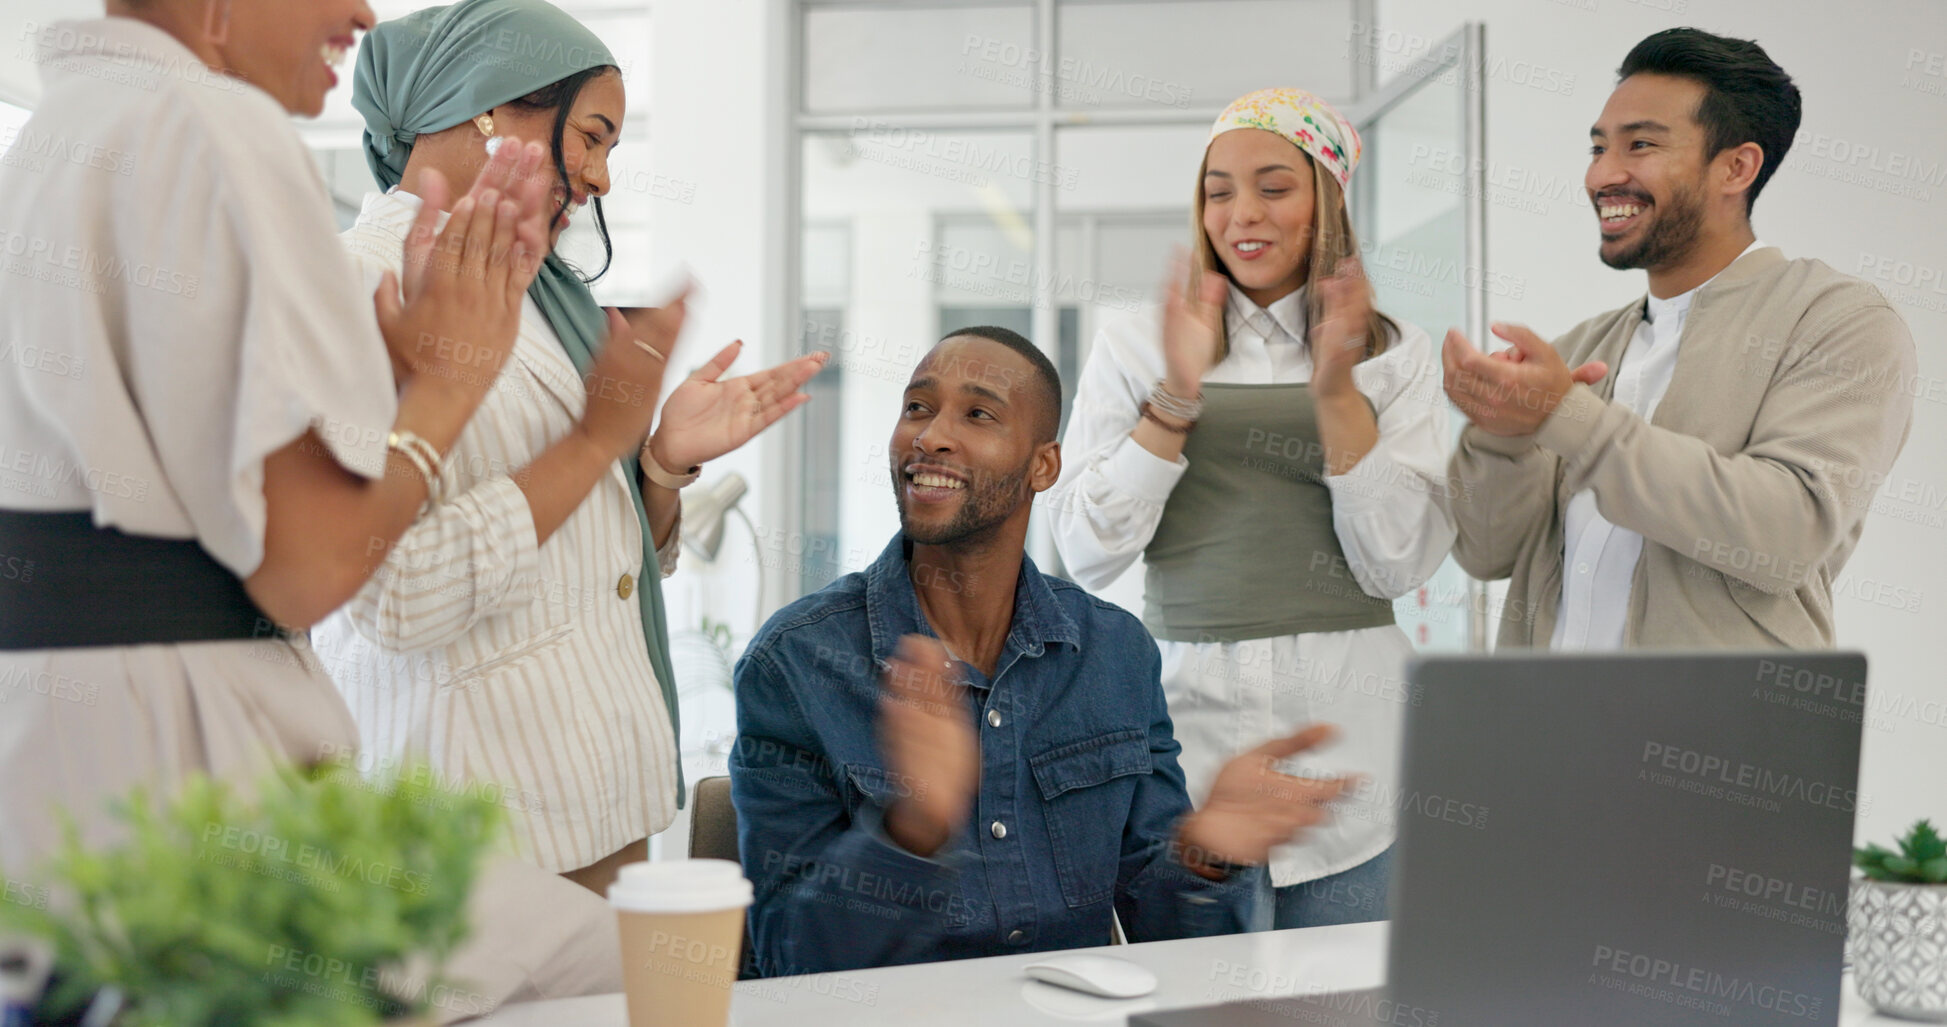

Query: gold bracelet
(387, 429), (446, 505)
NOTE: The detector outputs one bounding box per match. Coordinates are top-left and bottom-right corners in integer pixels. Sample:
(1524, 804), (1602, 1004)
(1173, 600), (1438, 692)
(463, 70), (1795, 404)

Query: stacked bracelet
(1148, 380), (1203, 423)
(387, 429), (447, 505)
(1140, 380), (1201, 434)
(1139, 401), (1194, 435)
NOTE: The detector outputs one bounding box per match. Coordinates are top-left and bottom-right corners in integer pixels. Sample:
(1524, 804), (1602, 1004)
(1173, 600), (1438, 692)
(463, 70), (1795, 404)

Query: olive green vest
(1143, 383), (1397, 643)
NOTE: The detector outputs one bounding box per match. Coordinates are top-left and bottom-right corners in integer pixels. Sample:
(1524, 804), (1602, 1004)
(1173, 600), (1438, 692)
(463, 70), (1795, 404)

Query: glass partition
(788, 6), (1490, 648)
(794, 128), (1041, 593)
(1356, 37), (1480, 652)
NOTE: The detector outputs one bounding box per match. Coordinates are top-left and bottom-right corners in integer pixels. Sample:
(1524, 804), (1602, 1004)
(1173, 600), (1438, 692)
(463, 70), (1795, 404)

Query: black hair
(507, 65), (618, 283)
(1617, 28), (1801, 216)
(938, 325), (1062, 444)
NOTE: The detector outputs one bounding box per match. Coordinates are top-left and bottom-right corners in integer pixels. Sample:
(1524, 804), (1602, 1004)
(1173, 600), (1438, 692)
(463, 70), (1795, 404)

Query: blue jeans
(1267, 847), (1394, 929)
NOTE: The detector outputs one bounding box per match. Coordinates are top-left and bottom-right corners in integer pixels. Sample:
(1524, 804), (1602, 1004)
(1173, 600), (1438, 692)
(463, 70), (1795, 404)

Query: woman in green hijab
(314, 0), (828, 895)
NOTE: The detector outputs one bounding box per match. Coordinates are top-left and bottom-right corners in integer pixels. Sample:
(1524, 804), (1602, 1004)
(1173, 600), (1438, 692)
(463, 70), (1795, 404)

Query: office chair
(688, 774), (740, 863)
(687, 775), (757, 978)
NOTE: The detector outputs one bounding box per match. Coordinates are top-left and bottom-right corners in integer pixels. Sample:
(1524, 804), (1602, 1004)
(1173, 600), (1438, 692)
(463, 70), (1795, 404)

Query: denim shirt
(731, 534), (1260, 976)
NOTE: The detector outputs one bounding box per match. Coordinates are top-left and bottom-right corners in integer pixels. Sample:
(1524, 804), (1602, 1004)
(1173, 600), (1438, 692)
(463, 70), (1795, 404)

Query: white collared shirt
(1049, 281), (1456, 885)
(1217, 281), (1316, 379)
(1551, 240), (1765, 650)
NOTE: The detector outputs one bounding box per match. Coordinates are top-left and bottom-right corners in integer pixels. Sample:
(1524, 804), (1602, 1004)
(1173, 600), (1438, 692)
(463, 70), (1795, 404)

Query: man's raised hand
(879, 635), (979, 858)
(1176, 724), (1353, 873)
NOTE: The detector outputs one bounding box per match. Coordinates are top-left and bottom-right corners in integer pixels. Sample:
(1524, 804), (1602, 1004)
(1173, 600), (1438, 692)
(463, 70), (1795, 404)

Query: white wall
(1376, 0), (1947, 845)
(641, 0), (780, 697)
(624, 0), (784, 856)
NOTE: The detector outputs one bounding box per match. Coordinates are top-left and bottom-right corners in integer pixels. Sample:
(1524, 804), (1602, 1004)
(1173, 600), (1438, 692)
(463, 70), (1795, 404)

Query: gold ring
(633, 339), (666, 362)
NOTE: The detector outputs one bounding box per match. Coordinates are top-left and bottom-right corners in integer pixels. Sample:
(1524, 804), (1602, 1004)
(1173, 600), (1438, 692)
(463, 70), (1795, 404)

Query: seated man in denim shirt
(731, 325), (1351, 975)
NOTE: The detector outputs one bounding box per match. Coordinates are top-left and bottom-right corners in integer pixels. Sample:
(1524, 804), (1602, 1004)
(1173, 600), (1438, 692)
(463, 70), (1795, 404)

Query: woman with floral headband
(1050, 88), (1457, 929)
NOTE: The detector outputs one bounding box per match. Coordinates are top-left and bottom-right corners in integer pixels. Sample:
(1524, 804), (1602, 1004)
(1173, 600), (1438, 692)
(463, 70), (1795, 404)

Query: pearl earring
(476, 116), (505, 157)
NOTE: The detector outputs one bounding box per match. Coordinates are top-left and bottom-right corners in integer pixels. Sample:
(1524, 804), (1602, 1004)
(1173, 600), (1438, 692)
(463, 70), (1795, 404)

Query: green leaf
(1904, 820), (1946, 863)
(1921, 857), (1947, 884)
(9, 759), (503, 1026)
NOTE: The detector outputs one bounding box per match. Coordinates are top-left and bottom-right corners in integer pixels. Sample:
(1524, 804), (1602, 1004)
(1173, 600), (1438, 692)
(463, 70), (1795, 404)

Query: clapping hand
(577, 290), (688, 460)
(376, 138), (552, 394)
(878, 635), (979, 858)
(644, 339), (830, 474)
(1442, 322), (1607, 436)
(1308, 258), (1373, 399)
(1160, 252), (1227, 400)
(1176, 725), (1354, 872)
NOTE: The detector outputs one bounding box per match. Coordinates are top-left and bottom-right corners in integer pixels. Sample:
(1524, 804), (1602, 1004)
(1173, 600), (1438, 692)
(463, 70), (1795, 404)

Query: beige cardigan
(1449, 246), (1916, 648)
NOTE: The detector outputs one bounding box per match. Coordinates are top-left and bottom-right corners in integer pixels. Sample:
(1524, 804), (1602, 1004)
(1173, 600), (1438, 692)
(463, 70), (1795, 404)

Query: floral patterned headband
(1208, 87), (1362, 192)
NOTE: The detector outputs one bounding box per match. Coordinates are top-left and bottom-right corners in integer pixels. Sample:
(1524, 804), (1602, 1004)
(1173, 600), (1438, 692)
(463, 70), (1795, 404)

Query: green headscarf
(354, 0), (684, 809)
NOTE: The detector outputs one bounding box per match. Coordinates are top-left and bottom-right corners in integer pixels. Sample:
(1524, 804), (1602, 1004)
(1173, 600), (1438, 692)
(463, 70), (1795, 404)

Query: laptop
(1133, 651), (1866, 1027)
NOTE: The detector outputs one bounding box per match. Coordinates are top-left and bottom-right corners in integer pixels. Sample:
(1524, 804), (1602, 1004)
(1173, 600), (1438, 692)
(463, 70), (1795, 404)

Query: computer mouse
(1022, 953), (1159, 998)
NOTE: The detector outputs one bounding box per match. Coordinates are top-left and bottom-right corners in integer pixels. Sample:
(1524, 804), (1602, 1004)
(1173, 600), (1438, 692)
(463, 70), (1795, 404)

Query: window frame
(772, 2), (1493, 641)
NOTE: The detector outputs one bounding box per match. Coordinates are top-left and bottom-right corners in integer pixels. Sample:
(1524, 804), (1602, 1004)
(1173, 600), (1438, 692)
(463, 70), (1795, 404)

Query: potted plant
(1851, 820), (1947, 1021)
(0, 761), (504, 1027)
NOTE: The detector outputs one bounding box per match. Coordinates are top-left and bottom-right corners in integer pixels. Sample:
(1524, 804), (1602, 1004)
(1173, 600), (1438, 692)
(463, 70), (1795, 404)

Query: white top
(311, 191), (681, 872)
(0, 17), (394, 574)
(0, 18), (385, 871)
(1552, 239), (1765, 651)
(1047, 283), (1455, 885)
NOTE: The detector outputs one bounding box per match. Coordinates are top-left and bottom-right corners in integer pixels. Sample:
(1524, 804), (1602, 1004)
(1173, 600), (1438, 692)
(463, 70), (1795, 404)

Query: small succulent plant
(0, 760), (504, 1027)
(1854, 819), (1947, 884)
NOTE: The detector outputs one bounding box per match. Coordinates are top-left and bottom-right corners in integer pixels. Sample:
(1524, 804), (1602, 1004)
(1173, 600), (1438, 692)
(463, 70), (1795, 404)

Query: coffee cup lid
(608, 858), (753, 913)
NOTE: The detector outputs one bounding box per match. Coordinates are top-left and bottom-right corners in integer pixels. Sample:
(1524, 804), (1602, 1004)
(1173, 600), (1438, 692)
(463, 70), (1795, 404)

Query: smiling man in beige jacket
(1442, 28), (1916, 650)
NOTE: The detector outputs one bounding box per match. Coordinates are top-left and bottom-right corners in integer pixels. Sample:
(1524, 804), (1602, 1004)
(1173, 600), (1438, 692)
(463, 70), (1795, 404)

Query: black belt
(0, 510), (283, 649)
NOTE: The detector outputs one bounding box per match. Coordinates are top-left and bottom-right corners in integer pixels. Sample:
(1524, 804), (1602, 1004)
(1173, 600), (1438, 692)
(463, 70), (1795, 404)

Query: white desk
(476, 922), (1899, 1025)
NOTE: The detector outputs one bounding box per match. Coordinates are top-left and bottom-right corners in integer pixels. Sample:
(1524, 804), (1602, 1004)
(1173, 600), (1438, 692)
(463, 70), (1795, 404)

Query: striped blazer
(313, 190), (680, 872)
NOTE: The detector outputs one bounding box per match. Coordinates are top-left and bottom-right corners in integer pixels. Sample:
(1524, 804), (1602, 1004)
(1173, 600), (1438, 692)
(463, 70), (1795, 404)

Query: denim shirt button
(990, 820), (1007, 840)
(987, 709), (1003, 728)
(1007, 929), (1026, 945)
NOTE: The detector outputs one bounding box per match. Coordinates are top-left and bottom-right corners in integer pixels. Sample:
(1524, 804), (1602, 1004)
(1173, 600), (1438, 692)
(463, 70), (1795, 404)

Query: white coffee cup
(608, 859), (753, 1027)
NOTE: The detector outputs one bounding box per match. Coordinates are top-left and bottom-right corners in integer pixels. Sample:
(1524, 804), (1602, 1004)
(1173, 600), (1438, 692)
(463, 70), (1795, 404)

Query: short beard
(1599, 178), (1706, 272)
(894, 461), (1030, 548)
